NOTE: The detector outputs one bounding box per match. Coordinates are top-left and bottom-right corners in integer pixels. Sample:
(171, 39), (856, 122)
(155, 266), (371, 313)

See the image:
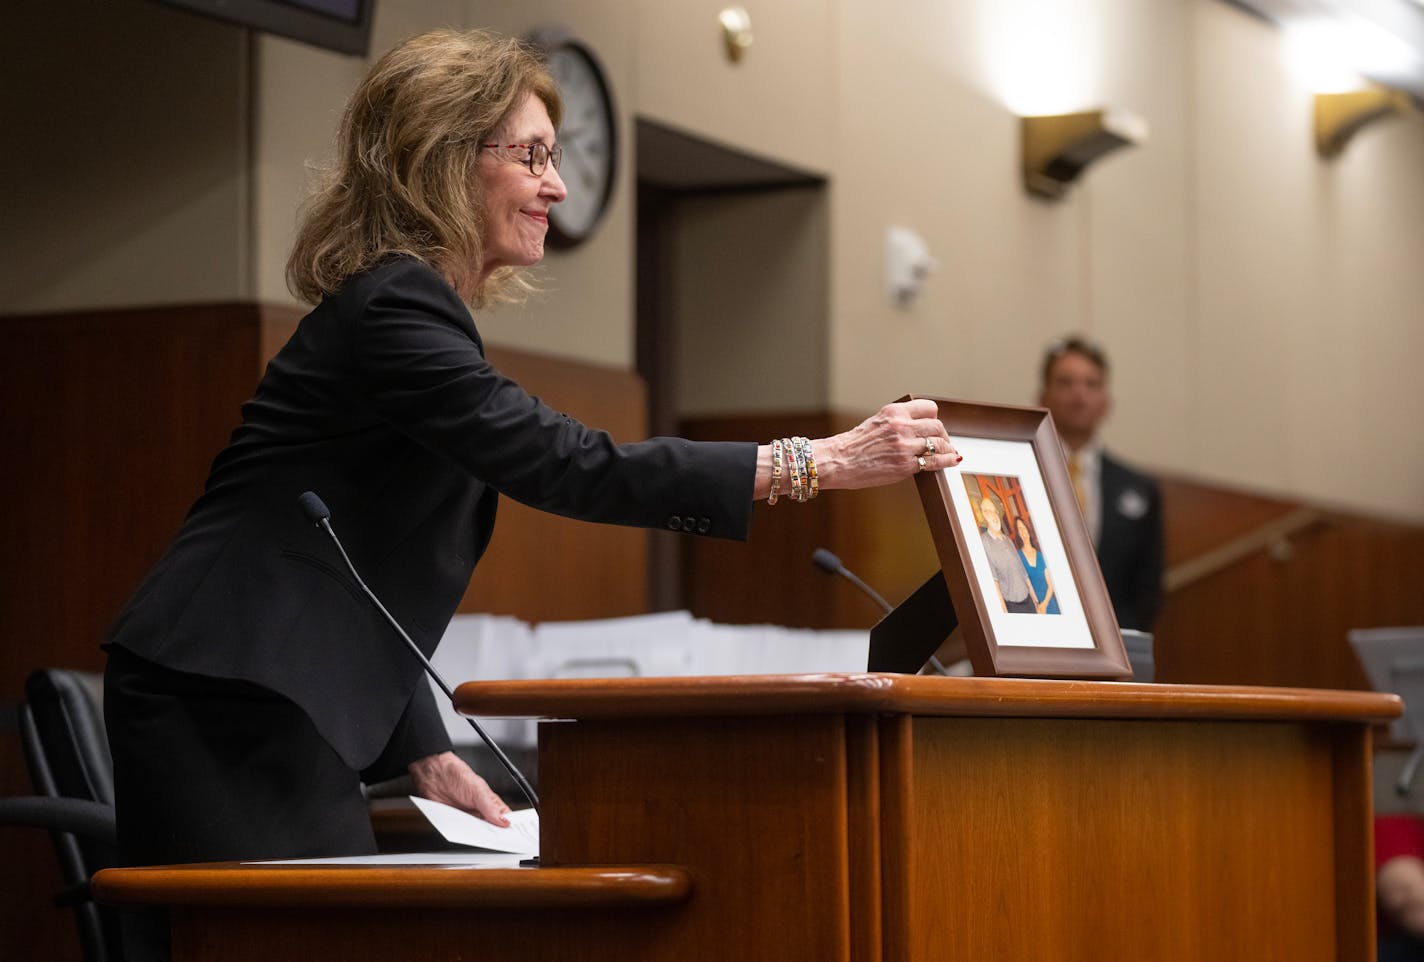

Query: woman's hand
(408, 750), (511, 827)
(815, 399), (961, 491)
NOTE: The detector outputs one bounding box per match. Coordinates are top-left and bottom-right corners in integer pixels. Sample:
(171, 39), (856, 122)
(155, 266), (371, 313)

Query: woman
(1015, 516), (1059, 615)
(102, 27), (961, 877)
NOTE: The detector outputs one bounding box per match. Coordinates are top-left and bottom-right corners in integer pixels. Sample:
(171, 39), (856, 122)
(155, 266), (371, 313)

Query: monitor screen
(149, 0), (374, 56)
(1350, 626), (1424, 743)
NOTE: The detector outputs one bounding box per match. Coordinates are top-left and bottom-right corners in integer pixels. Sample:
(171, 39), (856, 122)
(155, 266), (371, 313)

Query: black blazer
(106, 257), (756, 772)
(1096, 451), (1164, 632)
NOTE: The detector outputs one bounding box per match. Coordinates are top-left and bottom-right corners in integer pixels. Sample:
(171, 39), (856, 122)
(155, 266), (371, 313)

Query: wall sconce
(1020, 108), (1148, 200)
(1314, 86), (1412, 157)
(718, 6), (753, 63)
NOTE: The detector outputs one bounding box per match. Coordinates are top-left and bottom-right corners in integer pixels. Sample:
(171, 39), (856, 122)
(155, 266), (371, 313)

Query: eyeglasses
(480, 142), (563, 176)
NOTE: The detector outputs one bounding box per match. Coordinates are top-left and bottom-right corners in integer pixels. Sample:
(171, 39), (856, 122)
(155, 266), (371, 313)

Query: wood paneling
(1, 302), (263, 962)
(0, 304), (265, 694)
(540, 714), (855, 960)
(1156, 509), (1424, 688)
(95, 863), (691, 908)
(908, 718), (1342, 962)
(1158, 475), (1300, 564)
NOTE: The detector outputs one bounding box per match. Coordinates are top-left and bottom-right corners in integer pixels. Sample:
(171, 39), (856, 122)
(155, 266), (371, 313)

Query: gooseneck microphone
(297, 491), (539, 813)
(811, 547), (949, 676)
(811, 548), (892, 614)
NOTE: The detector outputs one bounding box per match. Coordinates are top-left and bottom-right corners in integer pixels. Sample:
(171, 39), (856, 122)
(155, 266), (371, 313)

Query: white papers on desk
(531, 610), (703, 679)
(525, 612), (868, 677)
(695, 624), (869, 676)
(428, 614), (534, 747)
(248, 851), (527, 867)
(409, 796), (539, 857)
(429, 611), (871, 747)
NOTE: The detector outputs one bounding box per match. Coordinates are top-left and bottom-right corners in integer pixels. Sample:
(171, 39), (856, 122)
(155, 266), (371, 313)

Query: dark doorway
(635, 119), (827, 610)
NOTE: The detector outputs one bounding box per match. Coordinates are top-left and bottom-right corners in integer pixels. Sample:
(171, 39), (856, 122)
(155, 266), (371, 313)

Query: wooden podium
(94, 675), (1398, 962)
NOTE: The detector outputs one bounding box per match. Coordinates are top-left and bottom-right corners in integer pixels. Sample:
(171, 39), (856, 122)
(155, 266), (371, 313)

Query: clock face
(545, 43), (617, 246)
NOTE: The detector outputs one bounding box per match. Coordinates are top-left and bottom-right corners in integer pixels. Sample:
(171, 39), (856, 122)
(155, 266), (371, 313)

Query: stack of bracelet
(768, 436), (818, 505)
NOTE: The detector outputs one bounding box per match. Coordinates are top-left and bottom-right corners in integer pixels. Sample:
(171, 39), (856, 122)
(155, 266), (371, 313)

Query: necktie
(1068, 452), (1088, 517)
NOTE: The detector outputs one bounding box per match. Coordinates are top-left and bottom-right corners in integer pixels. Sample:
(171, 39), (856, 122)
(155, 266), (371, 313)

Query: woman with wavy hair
(102, 28), (962, 901)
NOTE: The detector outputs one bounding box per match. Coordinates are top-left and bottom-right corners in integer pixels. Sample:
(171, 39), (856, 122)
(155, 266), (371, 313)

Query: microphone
(811, 548), (949, 675)
(812, 548), (892, 614)
(297, 491), (540, 813)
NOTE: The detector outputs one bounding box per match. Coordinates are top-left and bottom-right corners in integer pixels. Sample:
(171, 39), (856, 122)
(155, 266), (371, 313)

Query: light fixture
(718, 7), (753, 63)
(1314, 85), (1413, 157)
(1020, 108), (1148, 200)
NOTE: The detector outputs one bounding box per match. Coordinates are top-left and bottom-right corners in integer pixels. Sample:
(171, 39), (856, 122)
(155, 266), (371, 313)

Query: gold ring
(925, 438), (937, 456)
(917, 456), (927, 471)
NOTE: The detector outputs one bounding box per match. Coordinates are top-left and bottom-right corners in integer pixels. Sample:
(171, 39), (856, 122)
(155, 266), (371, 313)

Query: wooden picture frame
(912, 396), (1131, 679)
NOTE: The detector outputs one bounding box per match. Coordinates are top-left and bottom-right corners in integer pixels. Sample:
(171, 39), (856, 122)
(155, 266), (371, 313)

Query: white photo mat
(943, 435), (1094, 650)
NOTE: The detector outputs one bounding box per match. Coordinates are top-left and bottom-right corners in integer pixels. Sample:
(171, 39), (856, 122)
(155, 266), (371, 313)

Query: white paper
(409, 796), (539, 857)
(430, 614), (535, 747)
(532, 610), (700, 679)
(247, 851), (527, 867)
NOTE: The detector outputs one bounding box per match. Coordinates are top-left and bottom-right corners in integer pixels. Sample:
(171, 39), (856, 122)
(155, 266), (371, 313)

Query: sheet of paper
(431, 614), (535, 747)
(409, 796), (539, 857)
(532, 610), (699, 679)
(247, 851), (526, 867)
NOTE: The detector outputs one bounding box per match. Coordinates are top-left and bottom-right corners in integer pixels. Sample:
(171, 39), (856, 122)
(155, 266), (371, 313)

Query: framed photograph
(912, 397), (1130, 679)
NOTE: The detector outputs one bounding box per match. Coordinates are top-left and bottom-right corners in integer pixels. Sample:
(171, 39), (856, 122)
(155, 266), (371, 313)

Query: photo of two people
(962, 472), (1060, 616)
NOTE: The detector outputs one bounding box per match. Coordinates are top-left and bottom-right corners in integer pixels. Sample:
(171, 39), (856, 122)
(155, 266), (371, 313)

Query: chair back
(20, 667), (121, 962)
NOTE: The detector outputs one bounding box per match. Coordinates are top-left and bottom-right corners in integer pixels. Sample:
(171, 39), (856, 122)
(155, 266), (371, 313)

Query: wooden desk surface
(453, 672), (1401, 723)
(93, 860), (691, 909)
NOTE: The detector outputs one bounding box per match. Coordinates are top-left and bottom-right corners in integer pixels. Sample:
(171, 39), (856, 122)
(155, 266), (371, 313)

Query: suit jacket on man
(106, 257), (757, 774)
(1096, 451), (1164, 632)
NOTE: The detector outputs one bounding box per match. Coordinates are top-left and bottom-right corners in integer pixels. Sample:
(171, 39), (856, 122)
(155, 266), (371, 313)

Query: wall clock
(533, 29), (618, 247)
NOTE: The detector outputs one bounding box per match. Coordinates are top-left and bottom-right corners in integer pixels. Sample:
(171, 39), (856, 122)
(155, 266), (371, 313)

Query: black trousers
(104, 646), (381, 962)
(103, 645), (377, 866)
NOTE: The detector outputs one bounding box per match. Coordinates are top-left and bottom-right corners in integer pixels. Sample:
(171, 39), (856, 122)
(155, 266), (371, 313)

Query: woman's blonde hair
(286, 28), (561, 306)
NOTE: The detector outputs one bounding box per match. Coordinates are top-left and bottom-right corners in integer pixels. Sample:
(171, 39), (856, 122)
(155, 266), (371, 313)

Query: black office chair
(0, 668), (122, 962)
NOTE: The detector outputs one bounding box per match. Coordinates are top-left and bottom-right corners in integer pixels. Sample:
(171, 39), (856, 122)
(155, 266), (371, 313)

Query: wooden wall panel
(910, 718), (1341, 962)
(1157, 476), (1300, 564)
(1155, 515), (1424, 688)
(1, 303), (263, 962)
(0, 304), (264, 694)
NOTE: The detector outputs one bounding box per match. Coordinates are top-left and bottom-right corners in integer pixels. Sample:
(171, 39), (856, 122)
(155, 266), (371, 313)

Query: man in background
(1038, 336), (1164, 632)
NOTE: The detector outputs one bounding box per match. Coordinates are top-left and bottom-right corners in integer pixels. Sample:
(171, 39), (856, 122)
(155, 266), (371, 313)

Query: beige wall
(1, 0), (250, 311)
(671, 188), (830, 415)
(634, 0), (835, 175)
(825, 0), (1424, 520)
(4, 0), (1422, 518)
(1190, 1), (1424, 519)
